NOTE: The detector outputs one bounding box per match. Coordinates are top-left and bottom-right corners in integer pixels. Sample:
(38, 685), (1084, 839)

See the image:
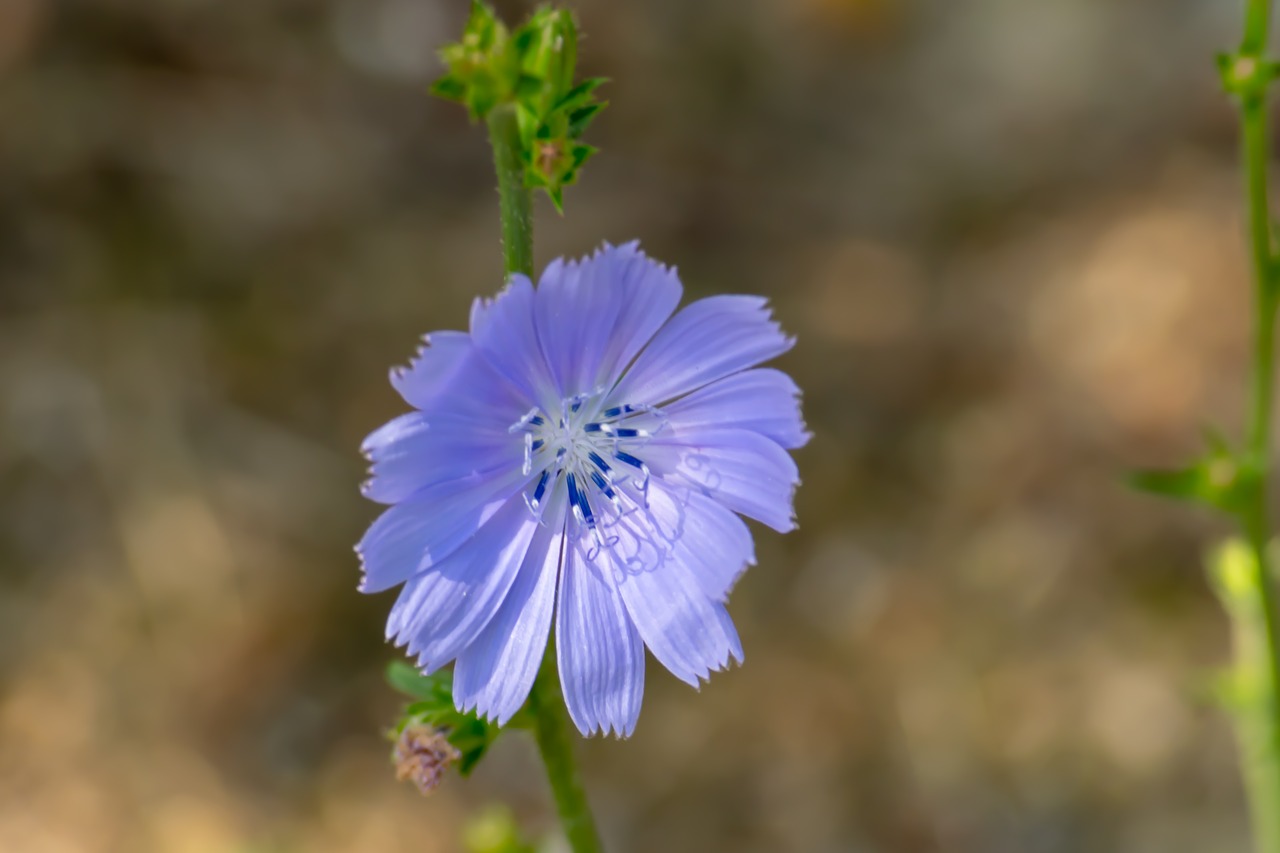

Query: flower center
(509, 391), (662, 538)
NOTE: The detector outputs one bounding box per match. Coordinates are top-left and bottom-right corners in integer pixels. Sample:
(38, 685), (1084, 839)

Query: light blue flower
(358, 242), (808, 736)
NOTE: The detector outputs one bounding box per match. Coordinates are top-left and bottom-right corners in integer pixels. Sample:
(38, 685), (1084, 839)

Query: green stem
(1237, 1), (1280, 848)
(485, 103), (604, 853)
(487, 104), (535, 279)
(528, 650), (605, 853)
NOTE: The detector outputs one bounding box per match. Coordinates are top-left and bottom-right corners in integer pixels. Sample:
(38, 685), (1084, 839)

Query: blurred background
(0, 0), (1266, 851)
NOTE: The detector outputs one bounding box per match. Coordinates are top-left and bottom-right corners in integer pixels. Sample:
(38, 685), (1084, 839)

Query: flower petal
(357, 465), (528, 593)
(556, 540), (645, 737)
(360, 417), (523, 505)
(638, 483), (755, 603)
(609, 295), (793, 406)
(595, 484), (744, 687)
(453, 499), (566, 725)
(389, 494), (541, 672)
(662, 368), (810, 450)
(361, 411), (429, 457)
(645, 427), (800, 533)
(390, 330), (471, 410)
(364, 340), (530, 504)
(470, 275), (558, 412)
(535, 242), (682, 398)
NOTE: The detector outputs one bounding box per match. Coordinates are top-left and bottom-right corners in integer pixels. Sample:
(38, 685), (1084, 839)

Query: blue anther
(566, 473), (594, 527)
(614, 450), (645, 470)
(589, 470), (616, 502)
(509, 407), (545, 433)
(531, 470), (550, 506)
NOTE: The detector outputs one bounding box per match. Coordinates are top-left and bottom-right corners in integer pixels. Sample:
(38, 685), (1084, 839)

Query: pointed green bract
(1129, 432), (1261, 518)
(433, 2), (606, 212)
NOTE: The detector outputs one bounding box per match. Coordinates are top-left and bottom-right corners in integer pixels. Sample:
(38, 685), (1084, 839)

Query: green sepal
(569, 142), (597, 169)
(431, 75), (469, 103)
(450, 717), (495, 775)
(513, 73), (547, 103)
(386, 661), (501, 778)
(568, 103), (605, 137)
(517, 7), (578, 96)
(556, 77), (609, 112)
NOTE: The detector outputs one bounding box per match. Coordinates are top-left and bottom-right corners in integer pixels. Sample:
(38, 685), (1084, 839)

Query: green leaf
(386, 660), (452, 702)
(1128, 465), (1208, 501)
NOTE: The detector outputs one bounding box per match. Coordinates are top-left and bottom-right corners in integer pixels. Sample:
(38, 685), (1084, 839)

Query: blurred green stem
(528, 648), (604, 853)
(486, 103), (605, 853)
(1245, 0), (1272, 55)
(1235, 0), (1280, 848)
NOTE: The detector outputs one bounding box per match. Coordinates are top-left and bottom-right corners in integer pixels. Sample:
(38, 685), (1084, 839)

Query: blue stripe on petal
(610, 295), (793, 406)
(662, 368), (811, 450)
(390, 495), (541, 673)
(556, 543), (644, 737)
(453, 499), (567, 725)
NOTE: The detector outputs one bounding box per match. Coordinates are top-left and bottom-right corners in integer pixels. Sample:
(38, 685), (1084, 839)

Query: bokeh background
(0, 1), (1267, 851)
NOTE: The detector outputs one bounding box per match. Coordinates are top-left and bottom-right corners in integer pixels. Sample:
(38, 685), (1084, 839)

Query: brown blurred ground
(0, 1), (1266, 851)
